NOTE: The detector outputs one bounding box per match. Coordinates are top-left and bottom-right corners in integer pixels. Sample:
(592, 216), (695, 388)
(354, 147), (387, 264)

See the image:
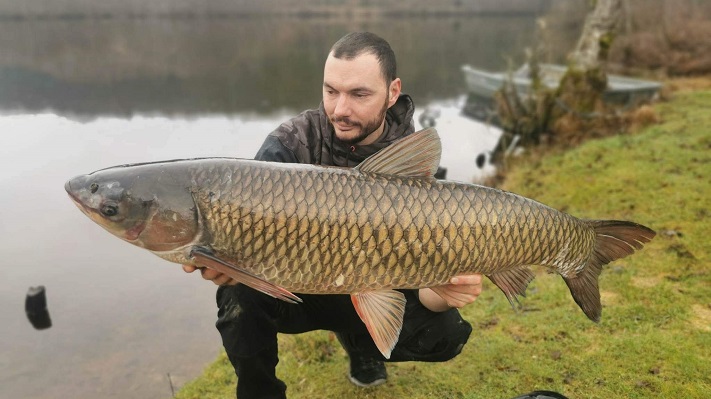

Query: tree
(493, 0), (625, 153)
(556, 0), (623, 116)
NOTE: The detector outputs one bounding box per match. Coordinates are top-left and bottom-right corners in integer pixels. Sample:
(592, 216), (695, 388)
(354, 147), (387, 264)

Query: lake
(0, 9), (576, 399)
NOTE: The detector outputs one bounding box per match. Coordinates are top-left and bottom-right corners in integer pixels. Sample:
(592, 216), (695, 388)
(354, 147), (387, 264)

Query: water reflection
(0, 16), (557, 117)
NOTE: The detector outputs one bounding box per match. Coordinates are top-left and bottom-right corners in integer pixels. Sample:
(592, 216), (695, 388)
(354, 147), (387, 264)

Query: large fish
(65, 128), (654, 358)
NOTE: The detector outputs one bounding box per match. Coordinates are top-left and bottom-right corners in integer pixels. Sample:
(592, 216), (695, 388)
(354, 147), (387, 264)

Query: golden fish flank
(66, 128), (655, 359)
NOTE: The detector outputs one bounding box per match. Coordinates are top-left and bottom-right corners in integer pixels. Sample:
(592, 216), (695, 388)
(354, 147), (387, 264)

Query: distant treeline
(0, 0), (553, 19)
(0, 15), (551, 117)
(534, 0), (711, 76)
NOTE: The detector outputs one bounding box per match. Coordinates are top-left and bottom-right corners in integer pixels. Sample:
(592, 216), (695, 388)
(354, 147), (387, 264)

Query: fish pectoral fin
(351, 290), (407, 360)
(487, 267), (536, 310)
(189, 247), (302, 304)
(355, 127), (441, 178)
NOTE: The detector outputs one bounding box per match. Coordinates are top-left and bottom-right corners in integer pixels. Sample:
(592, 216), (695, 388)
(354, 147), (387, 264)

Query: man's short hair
(330, 32), (397, 84)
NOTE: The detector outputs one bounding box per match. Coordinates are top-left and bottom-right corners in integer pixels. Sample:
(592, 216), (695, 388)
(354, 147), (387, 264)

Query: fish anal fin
(564, 220), (656, 323)
(189, 247), (302, 304)
(355, 127), (441, 178)
(487, 267), (536, 310)
(351, 290), (406, 359)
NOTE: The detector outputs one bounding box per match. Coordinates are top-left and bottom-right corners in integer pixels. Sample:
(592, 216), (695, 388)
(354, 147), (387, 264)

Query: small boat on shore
(461, 63), (662, 120)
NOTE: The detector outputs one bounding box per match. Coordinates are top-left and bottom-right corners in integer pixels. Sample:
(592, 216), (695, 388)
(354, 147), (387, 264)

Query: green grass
(176, 89), (711, 399)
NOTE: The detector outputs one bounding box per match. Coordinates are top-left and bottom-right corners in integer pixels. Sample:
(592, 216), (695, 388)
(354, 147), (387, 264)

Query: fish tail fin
(563, 220), (656, 322)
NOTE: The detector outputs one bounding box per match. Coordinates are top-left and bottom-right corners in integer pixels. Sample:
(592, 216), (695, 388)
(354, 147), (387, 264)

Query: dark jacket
(254, 94), (416, 166)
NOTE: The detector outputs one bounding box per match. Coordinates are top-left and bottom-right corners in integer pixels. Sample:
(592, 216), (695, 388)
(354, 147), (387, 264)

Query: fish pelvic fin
(355, 127), (441, 178)
(564, 220), (656, 322)
(351, 290), (406, 359)
(487, 267), (536, 310)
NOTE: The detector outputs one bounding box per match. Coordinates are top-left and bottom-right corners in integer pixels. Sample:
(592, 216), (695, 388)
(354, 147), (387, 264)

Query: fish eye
(100, 203), (119, 217)
(90, 183), (99, 193)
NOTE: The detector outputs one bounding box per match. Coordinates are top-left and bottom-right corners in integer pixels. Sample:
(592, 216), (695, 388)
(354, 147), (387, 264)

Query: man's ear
(388, 78), (402, 107)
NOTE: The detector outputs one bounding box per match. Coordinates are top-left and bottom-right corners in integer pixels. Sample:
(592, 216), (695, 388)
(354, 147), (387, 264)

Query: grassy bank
(176, 87), (711, 399)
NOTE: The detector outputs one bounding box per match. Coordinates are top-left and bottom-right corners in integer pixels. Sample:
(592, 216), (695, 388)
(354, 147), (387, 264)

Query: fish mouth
(64, 177), (101, 222)
(65, 179), (85, 208)
(65, 180), (78, 201)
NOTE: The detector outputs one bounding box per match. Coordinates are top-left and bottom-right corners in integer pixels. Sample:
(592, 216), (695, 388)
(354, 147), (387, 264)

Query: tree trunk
(553, 0), (623, 137)
(570, 0), (623, 70)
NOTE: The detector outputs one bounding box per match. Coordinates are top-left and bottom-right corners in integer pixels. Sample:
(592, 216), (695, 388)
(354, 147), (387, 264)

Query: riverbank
(175, 81), (711, 398)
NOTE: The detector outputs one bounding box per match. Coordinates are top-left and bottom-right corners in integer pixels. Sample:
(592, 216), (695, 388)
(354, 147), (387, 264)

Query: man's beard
(330, 97), (389, 145)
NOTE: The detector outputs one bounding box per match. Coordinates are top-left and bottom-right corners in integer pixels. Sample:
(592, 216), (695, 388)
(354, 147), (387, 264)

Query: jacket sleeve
(254, 135), (299, 163)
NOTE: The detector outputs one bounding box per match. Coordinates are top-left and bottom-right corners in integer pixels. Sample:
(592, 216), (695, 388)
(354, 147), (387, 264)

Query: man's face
(323, 52), (401, 145)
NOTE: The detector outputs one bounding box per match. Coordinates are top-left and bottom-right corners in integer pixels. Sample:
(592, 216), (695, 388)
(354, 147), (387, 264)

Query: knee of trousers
(391, 309), (473, 363)
(433, 310), (473, 361)
(216, 284), (279, 358)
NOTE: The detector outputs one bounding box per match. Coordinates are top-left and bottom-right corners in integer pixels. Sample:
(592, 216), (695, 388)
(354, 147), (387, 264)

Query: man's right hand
(182, 265), (238, 286)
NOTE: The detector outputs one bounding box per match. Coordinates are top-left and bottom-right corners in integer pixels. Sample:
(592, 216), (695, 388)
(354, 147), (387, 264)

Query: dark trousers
(216, 285), (473, 399)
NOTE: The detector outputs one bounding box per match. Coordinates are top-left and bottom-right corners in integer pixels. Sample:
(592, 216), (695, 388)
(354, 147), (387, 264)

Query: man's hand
(418, 274), (483, 312)
(182, 264), (238, 286)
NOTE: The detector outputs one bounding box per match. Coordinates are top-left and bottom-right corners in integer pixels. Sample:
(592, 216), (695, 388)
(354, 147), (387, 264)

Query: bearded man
(184, 31), (483, 399)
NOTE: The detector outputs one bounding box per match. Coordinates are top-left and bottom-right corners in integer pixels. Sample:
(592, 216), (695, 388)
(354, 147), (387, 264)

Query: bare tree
(495, 0), (624, 143)
(555, 0), (623, 117)
(490, 0), (625, 180)
(570, 0), (622, 70)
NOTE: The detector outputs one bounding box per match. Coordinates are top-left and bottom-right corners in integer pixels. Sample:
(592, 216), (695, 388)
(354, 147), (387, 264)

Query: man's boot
(335, 332), (387, 387)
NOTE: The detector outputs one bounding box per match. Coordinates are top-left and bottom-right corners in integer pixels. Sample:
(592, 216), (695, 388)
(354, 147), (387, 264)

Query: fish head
(65, 164), (199, 253)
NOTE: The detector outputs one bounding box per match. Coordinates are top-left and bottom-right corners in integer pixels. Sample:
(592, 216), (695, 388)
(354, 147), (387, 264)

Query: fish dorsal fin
(355, 127), (441, 178)
(351, 290), (407, 359)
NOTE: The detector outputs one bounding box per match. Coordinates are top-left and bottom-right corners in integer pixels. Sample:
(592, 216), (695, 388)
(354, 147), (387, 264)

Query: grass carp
(65, 128), (655, 358)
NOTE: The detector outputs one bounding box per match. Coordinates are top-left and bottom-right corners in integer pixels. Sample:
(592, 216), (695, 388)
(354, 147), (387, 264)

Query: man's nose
(333, 95), (351, 117)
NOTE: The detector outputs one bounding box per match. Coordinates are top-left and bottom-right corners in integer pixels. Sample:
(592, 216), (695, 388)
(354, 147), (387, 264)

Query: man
(184, 32), (483, 399)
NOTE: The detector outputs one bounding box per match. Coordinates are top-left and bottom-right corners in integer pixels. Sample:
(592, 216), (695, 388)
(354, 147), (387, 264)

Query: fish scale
(193, 161), (594, 293)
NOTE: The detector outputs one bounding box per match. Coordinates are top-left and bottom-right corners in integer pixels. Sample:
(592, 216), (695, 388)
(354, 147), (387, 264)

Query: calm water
(0, 12), (574, 399)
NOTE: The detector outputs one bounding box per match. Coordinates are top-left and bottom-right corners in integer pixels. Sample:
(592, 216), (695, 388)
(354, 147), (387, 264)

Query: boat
(461, 63), (662, 121)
